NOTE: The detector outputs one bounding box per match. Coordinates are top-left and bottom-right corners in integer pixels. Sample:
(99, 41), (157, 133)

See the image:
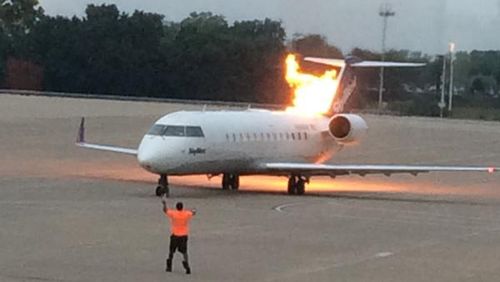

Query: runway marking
(273, 202), (303, 212)
(326, 201), (500, 226)
(272, 199), (500, 230)
(267, 227), (500, 282)
(375, 252), (393, 258)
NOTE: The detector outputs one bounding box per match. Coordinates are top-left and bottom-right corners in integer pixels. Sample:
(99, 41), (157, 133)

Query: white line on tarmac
(272, 202), (303, 212)
(375, 252), (394, 258)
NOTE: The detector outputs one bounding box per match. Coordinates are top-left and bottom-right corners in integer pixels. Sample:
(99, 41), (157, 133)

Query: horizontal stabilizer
(304, 57), (345, 68)
(305, 57), (425, 68)
(351, 61), (426, 68)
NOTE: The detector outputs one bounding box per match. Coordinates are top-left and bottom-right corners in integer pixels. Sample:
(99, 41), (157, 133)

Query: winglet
(77, 117), (85, 143)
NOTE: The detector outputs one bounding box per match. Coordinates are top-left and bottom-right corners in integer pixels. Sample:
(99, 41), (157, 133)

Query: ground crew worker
(162, 198), (196, 274)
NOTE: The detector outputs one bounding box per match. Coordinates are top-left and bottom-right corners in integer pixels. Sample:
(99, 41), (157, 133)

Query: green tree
(0, 0), (44, 86)
(0, 0), (44, 36)
(292, 34), (343, 59)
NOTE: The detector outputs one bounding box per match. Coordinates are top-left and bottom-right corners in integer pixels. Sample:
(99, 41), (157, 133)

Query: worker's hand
(191, 208), (197, 215)
(161, 195), (167, 205)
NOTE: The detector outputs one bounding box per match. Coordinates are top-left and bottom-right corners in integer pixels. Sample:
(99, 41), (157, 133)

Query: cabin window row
(225, 132), (308, 142)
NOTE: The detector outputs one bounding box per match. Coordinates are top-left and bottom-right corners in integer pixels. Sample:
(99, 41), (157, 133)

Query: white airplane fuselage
(76, 56), (498, 197)
(137, 110), (340, 175)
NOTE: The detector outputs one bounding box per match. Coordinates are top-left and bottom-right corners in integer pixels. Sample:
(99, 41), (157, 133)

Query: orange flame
(285, 54), (339, 115)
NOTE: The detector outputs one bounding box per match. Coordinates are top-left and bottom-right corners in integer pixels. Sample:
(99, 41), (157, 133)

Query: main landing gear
(156, 174), (169, 197)
(222, 174), (240, 190)
(287, 175), (307, 195)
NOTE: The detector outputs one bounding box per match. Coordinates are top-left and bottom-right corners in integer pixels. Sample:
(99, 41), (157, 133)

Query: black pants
(169, 235), (188, 254)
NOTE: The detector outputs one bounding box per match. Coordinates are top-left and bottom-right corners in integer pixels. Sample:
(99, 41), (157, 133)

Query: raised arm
(162, 198), (167, 213)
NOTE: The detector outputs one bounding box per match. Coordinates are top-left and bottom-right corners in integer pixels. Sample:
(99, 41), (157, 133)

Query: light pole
(439, 55), (447, 118)
(378, 3), (395, 111)
(448, 42), (455, 114)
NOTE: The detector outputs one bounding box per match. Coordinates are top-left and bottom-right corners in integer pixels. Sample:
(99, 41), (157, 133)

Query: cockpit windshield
(147, 124), (205, 137)
(164, 126), (185, 136)
(147, 124), (165, 136)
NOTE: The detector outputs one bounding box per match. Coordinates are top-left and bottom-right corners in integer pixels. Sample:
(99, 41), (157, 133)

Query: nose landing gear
(156, 174), (169, 197)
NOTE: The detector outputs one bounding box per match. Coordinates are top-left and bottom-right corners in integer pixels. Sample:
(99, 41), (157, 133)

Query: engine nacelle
(328, 114), (368, 144)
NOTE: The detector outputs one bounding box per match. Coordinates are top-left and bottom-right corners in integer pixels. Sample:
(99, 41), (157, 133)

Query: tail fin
(77, 117), (85, 143)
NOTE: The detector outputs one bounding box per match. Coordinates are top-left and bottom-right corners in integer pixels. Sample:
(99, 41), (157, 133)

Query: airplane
(76, 56), (498, 197)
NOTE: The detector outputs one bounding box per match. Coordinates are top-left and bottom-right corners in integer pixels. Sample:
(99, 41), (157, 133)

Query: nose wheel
(287, 175), (306, 195)
(222, 174), (240, 190)
(156, 174), (169, 197)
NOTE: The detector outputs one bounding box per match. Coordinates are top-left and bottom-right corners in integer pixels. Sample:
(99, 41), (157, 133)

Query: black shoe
(182, 261), (191, 274)
(166, 259), (172, 272)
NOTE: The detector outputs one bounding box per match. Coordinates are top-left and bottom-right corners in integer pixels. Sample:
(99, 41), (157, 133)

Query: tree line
(0, 2), (288, 103)
(1, 0), (499, 116)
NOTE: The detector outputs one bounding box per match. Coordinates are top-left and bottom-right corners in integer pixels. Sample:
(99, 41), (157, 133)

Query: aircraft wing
(76, 117), (138, 155)
(76, 142), (137, 155)
(264, 163), (497, 177)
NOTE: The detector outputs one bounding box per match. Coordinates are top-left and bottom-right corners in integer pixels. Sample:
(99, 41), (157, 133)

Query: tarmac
(1, 94), (500, 282)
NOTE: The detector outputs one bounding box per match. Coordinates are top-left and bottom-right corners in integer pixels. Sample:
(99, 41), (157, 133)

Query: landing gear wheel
(222, 174), (240, 190)
(157, 174), (169, 197)
(222, 174), (230, 190)
(230, 174), (240, 190)
(287, 176), (297, 195)
(156, 186), (166, 197)
(287, 176), (306, 195)
(296, 179), (305, 195)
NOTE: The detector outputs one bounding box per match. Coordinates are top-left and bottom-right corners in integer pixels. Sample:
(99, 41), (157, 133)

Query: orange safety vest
(166, 209), (194, 236)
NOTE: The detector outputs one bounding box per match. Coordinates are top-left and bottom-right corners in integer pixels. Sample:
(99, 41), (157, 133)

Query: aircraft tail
(304, 56), (426, 116)
(77, 117), (85, 143)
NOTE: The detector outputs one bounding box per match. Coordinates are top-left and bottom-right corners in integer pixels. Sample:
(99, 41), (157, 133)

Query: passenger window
(279, 133), (283, 140)
(286, 132), (290, 140)
(272, 133), (277, 141)
(225, 133), (229, 141)
(253, 133), (258, 140)
(304, 132), (308, 140)
(260, 133), (265, 140)
(147, 124), (166, 136)
(291, 133), (295, 140)
(297, 132), (302, 140)
(232, 133), (236, 142)
(266, 133), (271, 140)
(186, 126), (204, 137)
(164, 126), (185, 137)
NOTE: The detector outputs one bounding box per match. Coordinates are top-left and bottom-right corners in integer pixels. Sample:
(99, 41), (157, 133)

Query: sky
(38, 0), (500, 55)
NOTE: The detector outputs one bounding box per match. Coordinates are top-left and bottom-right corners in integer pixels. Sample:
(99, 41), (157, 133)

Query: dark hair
(176, 202), (183, 210)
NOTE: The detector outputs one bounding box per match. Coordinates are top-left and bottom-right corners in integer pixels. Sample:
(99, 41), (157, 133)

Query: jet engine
(328, 114), (368, 144)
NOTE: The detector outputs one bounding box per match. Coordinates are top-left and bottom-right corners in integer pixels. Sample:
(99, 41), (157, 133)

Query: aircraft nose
(137, 143), (160, 172)
(138, 150), (151, 167)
